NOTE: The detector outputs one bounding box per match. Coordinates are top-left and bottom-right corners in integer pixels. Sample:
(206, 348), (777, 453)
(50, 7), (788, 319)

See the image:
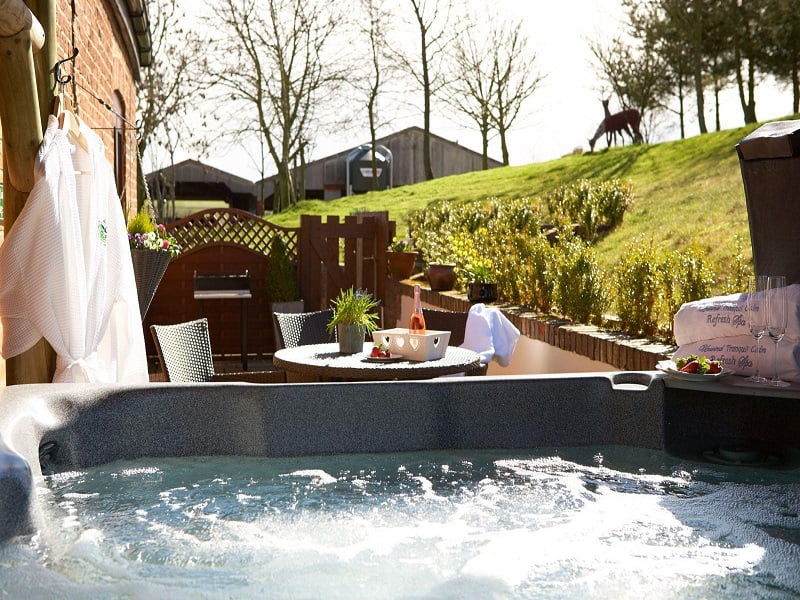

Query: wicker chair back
(272, 309), (336, 350)
(150, 318), (216, 382)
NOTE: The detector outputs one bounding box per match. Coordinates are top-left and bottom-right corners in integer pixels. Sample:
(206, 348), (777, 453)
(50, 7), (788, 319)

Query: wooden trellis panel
(168, 208), (299, 258)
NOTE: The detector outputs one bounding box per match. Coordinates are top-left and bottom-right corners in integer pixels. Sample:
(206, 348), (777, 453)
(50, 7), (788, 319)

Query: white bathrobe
(0, 116), (148, 383)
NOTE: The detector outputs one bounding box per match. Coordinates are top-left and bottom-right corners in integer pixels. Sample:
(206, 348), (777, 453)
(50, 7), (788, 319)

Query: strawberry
(706, 361), (721, 374)
(370, 346), (381, 357)
(679, 360), (700, 373)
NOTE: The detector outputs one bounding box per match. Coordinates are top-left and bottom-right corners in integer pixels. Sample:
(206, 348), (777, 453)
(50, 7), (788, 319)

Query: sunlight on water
(2, 446), (799, 599)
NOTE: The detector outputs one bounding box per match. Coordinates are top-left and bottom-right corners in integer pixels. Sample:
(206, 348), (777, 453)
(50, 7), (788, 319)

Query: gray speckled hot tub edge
(6, 370), (800, 542)
(0, 372), (663, 541)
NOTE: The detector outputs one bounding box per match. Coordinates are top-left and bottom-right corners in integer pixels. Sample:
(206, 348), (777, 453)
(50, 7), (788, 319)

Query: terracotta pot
(467, 282), (498, 303)
(387, 251), (417, 280)
(426, 263), (457, 291)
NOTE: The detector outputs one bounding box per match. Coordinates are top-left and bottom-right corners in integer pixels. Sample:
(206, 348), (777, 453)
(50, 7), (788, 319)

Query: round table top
(273, 342), (482, 381)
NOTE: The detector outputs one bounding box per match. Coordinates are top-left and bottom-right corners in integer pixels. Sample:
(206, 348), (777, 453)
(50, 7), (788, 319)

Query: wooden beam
(0, 0), (55, 384)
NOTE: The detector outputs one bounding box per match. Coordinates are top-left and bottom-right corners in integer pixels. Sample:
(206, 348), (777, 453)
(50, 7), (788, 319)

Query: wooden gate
(299, 212), (393, 316)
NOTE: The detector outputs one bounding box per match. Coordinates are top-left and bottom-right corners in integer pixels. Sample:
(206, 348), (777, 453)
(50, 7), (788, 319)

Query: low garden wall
(384, 279), (674, 373)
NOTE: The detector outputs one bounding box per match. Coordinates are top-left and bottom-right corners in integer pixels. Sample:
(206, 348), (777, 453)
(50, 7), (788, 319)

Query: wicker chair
(272, 309), (336, 350)
(421, 308), (488, 376)
(150, 318), (286, 383)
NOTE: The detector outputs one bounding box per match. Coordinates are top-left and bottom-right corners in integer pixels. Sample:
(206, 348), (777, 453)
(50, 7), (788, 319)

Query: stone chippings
(0, 373), (666, 541)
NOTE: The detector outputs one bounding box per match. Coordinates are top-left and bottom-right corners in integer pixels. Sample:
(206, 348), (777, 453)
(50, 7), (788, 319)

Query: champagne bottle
(409, 284), (426, 334)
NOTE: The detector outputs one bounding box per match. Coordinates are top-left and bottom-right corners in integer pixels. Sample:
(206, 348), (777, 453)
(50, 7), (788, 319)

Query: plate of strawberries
(656, 355), (734, 381)
(364, 343), (405, 363)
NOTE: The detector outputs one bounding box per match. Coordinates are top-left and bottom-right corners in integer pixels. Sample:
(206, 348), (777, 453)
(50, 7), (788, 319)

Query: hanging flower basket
(131, 249), (172, 319)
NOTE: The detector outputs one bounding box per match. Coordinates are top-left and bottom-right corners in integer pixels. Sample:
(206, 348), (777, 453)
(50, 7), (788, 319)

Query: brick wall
(385, 279), (676, 372)
(0, 0), (140, 220)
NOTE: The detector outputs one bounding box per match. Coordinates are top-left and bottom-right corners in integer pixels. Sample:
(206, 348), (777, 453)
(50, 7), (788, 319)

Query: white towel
(673, 284), (800, 346)
(460, 304), (521, 367)
(675, 335), (800, 381)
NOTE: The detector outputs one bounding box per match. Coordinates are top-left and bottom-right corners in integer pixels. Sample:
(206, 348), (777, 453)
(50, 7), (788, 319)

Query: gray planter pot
(337, 323), (365, 354)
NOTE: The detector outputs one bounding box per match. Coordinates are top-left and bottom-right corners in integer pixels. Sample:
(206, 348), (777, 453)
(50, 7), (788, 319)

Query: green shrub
(127, 206), (157, 235)
(508, 230), (555, 313)
(554, 235), (607, 325)
(545, 179), (633, 240)
(614, 238), (715, 338)
(723, 234), (750, 294)
(613, 238), (661, 336)
(265, 234), (298, 302)
(658, 244), (715, 337)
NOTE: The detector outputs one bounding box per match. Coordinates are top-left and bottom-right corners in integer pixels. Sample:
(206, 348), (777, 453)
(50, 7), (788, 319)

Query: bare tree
(624, 0), (693, 138)
(206, 0), (343, 213)
(445, 21), (497, 170)
(589, 35), (670, 142)
(399, 0), (457, 181)
(354, 0), (397, 191)
(489, 20), (543, 166)
(137, 0), (208, 219)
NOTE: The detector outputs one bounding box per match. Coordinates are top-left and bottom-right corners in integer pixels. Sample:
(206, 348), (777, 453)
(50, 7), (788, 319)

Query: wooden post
(0, 0), (56, 384)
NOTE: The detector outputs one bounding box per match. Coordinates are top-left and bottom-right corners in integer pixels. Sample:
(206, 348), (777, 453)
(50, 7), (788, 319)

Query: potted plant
(265, 233), (303, 313)
(465, 260), (498, 303)
(386, 238), (418, 281)
(127, 207), (181, 319)
(326, 287), (381, 353)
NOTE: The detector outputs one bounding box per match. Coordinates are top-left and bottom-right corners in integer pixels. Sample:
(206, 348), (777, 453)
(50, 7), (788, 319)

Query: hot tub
(1, 373), (799, 596)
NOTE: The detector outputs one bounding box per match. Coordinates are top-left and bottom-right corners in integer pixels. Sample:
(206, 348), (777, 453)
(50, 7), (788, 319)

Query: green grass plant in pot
(326, 287), (381, 353)
(465, 260), (497, 303)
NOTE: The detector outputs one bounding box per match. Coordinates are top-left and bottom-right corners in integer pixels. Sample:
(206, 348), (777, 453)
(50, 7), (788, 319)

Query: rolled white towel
(675, 335), (800, 381)
(673, 284), (800, 346)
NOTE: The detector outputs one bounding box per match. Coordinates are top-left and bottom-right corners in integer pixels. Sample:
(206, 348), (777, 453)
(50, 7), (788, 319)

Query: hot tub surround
(1, 373), (799, 542)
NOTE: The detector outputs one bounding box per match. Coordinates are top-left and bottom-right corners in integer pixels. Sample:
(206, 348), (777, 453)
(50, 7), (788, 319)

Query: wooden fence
(145, 209), (393, 359)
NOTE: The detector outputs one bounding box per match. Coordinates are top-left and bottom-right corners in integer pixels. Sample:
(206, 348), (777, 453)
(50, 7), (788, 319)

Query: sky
(181, 0), (794, 183)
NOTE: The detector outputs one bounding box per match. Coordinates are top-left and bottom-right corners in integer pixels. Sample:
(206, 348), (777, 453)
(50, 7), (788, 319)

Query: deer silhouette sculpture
(588, 99), (643, 151)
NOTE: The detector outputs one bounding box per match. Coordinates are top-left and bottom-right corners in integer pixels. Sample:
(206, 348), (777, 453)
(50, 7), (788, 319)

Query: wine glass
(767, 275), (789, 387)
(747, 275), (768, 383)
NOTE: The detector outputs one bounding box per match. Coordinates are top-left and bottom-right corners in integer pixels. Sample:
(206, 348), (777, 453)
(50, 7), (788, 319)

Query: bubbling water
(2, 446), (799, 599)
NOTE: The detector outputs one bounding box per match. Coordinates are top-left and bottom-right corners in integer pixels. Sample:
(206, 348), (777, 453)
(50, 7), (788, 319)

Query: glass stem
(755, 338), (761, 378)
(772, 340), (779, 383)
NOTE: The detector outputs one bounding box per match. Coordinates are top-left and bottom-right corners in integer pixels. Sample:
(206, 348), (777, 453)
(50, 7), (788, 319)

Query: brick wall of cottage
(0, 0), (140, 219)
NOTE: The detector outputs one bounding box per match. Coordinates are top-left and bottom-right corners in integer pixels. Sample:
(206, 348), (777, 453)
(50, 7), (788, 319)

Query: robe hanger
(52, 48), (89, 152)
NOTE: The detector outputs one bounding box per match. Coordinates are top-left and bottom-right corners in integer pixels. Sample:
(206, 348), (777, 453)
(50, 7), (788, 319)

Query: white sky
(181, 0), (794, 182)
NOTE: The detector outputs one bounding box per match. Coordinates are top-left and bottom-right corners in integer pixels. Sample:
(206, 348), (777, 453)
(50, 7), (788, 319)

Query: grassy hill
(269, 120), (775, 292)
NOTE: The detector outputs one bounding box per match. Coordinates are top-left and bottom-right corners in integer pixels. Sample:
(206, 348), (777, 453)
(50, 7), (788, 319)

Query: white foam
(13, 452), (800, 598)
(280, 469), (337, 485)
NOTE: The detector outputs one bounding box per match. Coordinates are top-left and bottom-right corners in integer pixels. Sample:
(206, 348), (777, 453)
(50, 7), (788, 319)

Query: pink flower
(157, 224), (166, 232)
(161, 240), (170, 250)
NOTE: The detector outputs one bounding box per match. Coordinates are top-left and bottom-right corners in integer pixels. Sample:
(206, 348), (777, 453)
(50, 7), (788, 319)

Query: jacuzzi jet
(38, 441), (59, 473)
(701, 441), (784, 468)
